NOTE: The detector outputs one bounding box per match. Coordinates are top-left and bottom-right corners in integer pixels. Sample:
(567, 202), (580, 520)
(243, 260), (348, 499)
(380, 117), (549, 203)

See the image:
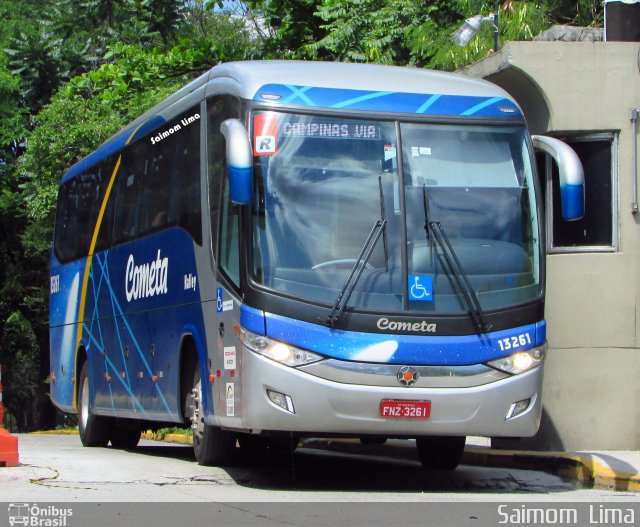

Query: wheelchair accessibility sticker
(216, 287), (234, 312)
(408, 275), (433, 302)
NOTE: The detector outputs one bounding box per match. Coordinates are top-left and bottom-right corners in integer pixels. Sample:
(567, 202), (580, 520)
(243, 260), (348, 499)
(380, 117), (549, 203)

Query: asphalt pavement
(21, 430), (640, 492)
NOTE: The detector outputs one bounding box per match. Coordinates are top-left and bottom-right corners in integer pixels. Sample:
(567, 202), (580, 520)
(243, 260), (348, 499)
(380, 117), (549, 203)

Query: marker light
(487, 346), (546, 375)
(267, 390), (295, 413)
(240, 328), (324, 367)
(506, 398), (531, 419)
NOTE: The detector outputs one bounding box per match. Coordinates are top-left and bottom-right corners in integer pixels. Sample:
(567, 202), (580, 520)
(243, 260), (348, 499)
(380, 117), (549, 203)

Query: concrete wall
(463, 42), (640, 451)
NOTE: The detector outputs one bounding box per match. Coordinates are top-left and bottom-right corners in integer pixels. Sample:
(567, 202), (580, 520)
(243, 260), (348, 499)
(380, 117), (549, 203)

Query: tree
(5, 23), (67, 112)
(0, 311), (41, 431)
(305, 0), (441, 64)
(246, 0), (326, 58)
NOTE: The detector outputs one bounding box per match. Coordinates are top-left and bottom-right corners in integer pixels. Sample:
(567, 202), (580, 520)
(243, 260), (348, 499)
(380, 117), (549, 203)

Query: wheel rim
(191, 378), (205, 442)
(80, 375), (89, 429)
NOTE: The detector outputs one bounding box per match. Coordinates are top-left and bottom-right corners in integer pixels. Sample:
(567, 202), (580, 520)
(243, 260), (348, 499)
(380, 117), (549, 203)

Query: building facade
(462, 40), (640, 450)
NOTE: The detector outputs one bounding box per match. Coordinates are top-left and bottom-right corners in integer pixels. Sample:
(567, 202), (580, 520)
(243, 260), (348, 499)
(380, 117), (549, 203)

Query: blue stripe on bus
(248, 308), (545, 366)
(61, 115), (166, 183)
(240, 304), (266, 335)
(254, 84), (521, 118)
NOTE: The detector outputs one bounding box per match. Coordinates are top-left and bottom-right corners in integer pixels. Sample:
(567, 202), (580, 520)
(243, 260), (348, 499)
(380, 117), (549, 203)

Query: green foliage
(543, 0), (604, 26)
(4, 22), (68, 111)
(304, 0), (432, 64)
(251, 0), (603, 69)
(0, 310), (40, 430)
(20, 95), (125, 222)
(182, 4), (262, 59)
(246, 0), (325, 58)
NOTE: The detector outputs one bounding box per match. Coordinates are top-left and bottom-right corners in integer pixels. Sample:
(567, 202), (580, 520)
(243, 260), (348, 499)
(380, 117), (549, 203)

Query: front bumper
(231, 346), (543, 437)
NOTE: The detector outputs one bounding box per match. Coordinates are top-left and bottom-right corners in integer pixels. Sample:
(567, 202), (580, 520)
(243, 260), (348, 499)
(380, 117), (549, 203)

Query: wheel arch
(178, 327), (209, 422)
(74, 346), (88, 412)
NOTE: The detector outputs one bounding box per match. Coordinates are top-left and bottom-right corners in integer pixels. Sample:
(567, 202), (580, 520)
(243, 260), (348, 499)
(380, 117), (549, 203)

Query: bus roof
(61, 60), (522, 183)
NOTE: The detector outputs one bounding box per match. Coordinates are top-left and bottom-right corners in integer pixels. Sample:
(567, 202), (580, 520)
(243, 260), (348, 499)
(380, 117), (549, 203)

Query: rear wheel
(78, 363), (112, 447)
(416, 436), (466, 470)
(189, 368), (236, 466)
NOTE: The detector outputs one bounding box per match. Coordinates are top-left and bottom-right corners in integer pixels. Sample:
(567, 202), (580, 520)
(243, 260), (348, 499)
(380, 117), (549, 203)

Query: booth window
(538, 133), (618, 253)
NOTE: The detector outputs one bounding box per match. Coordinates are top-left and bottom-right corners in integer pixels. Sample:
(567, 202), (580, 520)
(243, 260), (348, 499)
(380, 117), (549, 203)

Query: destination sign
(281, 120), (381, 140)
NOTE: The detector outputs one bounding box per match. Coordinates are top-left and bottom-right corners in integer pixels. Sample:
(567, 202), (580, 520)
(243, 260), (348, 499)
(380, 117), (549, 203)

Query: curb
(32, 430), (193, 443)
(141, 431), (193, 444)
(31, 429), (79, 435)
(302, 438), (640, 492)
(463, 448), (640, 492)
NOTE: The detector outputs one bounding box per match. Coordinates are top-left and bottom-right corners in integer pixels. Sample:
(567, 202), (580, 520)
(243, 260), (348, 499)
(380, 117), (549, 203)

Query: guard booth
(461, 25), (640, 451)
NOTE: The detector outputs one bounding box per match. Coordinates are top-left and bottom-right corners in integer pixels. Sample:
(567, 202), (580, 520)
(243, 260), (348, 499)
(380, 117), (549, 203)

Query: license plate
(380, 400), (431, 419)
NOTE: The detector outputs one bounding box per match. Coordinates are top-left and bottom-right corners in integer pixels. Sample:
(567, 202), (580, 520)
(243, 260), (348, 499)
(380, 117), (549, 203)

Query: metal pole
(632, 108), (639, 214)
(493, 1), (500, 52)
(493, 10), (499, 52)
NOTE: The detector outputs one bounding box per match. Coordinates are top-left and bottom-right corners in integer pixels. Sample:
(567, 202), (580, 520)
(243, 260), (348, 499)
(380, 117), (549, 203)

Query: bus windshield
(250, 111), (541, 314)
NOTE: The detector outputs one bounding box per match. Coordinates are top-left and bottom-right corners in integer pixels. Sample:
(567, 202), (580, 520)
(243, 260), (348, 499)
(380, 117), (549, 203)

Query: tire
(416, 436), (466, 470)
(188, 367), (236, 466)
(78, 363), (112, 447)
(110, 421), (141, 449)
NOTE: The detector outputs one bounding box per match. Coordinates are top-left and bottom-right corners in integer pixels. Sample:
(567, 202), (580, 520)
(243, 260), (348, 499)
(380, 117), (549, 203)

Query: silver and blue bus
(49, 61), (584, 469)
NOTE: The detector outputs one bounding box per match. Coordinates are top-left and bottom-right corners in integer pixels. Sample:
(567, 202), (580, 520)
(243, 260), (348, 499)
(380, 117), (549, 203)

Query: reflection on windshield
(250, 112), (541, 315)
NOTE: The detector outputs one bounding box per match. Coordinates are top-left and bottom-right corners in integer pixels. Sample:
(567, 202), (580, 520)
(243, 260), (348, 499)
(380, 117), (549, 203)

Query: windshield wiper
(421, 186), (490, 333)
(326, 219), (386, 328)
(378, 175), (389, 272)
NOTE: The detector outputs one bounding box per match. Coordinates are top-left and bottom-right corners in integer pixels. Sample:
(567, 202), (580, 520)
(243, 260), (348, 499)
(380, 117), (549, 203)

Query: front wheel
(189, 368), (236, 466)
(416, 436), (466, 470)
(78, 363), (112, 447)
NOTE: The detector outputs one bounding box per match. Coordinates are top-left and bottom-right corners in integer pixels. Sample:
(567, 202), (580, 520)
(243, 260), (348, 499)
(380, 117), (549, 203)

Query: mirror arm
(532, 135), (585, 221)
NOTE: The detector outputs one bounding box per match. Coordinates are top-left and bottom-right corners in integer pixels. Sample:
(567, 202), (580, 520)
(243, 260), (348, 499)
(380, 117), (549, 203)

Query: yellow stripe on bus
(72, 123), (146, 409)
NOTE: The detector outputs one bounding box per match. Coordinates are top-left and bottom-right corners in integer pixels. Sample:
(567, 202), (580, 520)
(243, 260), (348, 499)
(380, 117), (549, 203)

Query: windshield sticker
(384, 144), (396, 161)
(254, 113), (278, 156)
(411, 146), (432, 157)
(408, 274), (433, 302)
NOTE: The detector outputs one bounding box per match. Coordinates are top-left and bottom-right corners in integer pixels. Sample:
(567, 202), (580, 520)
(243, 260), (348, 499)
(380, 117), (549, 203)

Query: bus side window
(113, 141), (146, 244)
(76, 172), (97, 257)
(207, 95), (240, 266)
(140, 131), (173, 236)
(54, 179), (79, 262)
(95, 157), (116, 253)
(176, 107), (202, 245)
(219, 177), (240, 287)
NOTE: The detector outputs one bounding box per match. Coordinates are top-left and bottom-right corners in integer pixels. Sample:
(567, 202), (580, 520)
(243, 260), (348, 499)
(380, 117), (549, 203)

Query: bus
(49, 60), (584, 469)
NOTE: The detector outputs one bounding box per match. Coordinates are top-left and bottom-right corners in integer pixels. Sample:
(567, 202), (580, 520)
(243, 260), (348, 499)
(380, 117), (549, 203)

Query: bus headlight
(240, 328), (324, 367)
(487, 345), (546, 375)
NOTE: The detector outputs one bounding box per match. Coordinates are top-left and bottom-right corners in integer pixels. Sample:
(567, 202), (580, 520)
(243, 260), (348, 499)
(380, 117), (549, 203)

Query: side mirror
(220, 119), (253, 205)
(532, 135), (585, 221)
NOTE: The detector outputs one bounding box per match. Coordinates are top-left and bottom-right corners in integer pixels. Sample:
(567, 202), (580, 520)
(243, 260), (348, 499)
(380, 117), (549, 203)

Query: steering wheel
(312, 259), (375, 271)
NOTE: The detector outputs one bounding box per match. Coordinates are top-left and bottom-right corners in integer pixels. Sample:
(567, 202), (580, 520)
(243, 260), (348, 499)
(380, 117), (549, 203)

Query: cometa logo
(125, 250), (169, 302)
(376, 317), (436, 333)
